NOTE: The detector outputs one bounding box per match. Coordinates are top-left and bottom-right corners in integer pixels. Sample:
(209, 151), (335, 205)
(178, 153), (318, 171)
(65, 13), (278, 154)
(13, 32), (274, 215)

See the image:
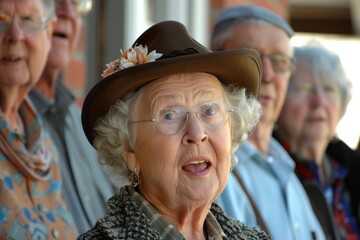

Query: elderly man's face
(47, 0), (83, 69)
(131, 73), (232, 212)
(224, 22), (292, 128)
(0, 0), (53, 88)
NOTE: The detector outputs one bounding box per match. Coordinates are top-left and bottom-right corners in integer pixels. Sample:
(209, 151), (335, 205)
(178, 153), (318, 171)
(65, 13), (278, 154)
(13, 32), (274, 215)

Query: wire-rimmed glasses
(0, 12), (48, 33)
(130, 101), (233, 135)
(260, 53), (294, 73)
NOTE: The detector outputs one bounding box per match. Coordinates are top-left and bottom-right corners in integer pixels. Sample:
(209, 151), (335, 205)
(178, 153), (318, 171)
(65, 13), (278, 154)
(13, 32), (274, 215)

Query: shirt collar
(129, 187), (227, 239)
(29, 78), (74, 115)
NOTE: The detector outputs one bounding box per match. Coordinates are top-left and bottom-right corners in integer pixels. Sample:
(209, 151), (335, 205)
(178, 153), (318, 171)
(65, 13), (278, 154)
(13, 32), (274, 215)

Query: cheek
(135, 129), (179, 180)
(279, 100), (307, 131)
(30, 36), (51, 80)
(275, 76), (290, 104)
(70, 18), (82, 52)
(327, 100), (342, 134)
(212, 127), (232, 170)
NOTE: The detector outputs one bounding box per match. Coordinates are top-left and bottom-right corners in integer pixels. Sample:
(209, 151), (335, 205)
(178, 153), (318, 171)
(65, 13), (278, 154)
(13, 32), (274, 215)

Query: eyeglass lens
(261, 53), (293, 73)
(0, 13), (46, 33)
(154, 101), (229, 135)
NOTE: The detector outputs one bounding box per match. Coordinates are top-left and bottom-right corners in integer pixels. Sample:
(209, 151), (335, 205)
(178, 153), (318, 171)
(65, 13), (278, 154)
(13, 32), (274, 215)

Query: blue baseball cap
(214, 6), (294, 37)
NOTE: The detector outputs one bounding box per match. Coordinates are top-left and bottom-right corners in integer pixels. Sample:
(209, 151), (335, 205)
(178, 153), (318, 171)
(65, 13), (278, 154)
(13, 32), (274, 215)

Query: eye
(0, 13), (10, 24)
(203, 105), (217, 116)
(323, 84), (336, 93)
(20, 15), (45, 30)
(158, 107), (184, 121)
(199, 102), (221, 120)
(271, 54), (291, 68)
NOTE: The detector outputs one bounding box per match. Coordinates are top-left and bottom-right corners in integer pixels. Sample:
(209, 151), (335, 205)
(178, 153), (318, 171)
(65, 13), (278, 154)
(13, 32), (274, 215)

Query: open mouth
(53, 32), (67, 39)
(182, 160), (211, 174)
(1, 56), (21, 62)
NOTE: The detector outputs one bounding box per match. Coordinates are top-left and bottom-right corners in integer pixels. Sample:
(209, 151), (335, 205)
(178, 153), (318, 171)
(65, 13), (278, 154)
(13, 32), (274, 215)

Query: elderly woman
(274, 43), (359, 239)
(0, 0), (77, 238)
(79, 21), (268, 239)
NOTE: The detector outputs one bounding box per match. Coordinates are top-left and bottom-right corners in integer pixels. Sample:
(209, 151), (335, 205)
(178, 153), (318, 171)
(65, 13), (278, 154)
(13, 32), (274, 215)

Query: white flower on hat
(101, 44), (163, 78)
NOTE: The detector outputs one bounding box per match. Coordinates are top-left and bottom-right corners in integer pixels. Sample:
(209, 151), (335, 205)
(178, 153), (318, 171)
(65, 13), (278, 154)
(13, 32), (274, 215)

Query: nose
(261, 56), (275, 83)
(182, 113), (209, 145)
(4, 21), (25, 43)
(310, 87), (327, 107)
(56, 0), (77, 16)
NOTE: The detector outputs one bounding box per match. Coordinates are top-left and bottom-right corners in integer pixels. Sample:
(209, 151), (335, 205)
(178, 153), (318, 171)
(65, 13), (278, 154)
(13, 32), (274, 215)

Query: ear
(122, 150), (140, 173)
(45, 19), (56, 53)
(46, 18), (56, 39)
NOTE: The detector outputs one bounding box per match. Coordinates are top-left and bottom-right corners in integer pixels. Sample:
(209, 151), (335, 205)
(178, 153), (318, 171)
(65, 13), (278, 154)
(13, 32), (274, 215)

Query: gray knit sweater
(78, 186), (271, 239)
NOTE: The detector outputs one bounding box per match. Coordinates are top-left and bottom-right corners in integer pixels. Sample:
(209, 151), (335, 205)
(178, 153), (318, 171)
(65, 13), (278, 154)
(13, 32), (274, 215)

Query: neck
(295, 140), (327, 166)
(0, 87), (26, 128)
(167, 208), (208, 240)
(35, 67), (61, 99)
(248, 122), (274, 155)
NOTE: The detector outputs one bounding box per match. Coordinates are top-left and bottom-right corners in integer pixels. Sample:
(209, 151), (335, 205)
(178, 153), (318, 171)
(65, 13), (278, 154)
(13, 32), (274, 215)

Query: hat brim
(82, 48), (262, 145)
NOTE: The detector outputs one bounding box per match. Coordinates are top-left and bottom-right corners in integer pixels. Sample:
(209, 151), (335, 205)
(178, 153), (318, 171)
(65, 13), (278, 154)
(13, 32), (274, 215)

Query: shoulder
(78, 188), (161, 239)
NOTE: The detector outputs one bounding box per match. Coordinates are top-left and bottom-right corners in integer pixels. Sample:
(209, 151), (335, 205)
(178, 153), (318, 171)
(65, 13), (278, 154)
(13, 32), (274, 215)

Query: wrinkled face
(0, 0), (52, 88)
(131, 73), (232, 210)
(277, 61), (342, 147)
(47, 0), (82, 69)
(224, 23), (292, 127)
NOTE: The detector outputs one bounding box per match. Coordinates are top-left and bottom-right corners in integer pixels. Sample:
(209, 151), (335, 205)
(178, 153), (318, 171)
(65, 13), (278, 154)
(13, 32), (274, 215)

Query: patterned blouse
(0, 99), (77, 239)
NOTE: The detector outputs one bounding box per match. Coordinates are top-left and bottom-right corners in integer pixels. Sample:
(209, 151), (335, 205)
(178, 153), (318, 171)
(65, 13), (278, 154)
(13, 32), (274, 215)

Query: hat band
(160, 48), (200, 60)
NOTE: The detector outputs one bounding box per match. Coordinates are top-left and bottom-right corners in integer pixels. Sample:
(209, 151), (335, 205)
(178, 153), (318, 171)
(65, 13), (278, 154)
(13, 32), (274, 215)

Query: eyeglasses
(55, 0), (93, 14)
(130, 101), (233, 135)
(0, 12), (48, 33)
(260, 53), (294, 73)
(288, 82), (340, 101)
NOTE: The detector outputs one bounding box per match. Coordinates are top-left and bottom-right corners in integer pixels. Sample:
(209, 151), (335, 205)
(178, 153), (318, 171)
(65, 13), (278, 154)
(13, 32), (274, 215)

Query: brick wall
(62, 26), (87, 106)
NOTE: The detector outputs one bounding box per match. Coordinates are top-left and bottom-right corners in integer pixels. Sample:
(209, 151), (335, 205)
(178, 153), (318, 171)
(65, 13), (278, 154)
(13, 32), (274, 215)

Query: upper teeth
(185, 160), (207, 165)
(4, 57), (17, 61)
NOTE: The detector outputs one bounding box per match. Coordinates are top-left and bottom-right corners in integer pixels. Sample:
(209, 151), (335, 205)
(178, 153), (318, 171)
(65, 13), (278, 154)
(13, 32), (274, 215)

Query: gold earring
(128, 167), (141, 187)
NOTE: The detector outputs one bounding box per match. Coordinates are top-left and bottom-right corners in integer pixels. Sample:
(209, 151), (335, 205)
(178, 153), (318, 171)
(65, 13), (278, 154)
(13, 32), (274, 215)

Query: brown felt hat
(82, 20), (262, 145)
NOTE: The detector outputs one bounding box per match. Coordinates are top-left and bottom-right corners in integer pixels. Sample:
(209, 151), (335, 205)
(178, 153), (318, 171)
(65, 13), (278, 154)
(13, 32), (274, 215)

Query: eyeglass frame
(130, 101), (234, 135)
(260, 52), (294, 73)
(0, 12), (49, 33)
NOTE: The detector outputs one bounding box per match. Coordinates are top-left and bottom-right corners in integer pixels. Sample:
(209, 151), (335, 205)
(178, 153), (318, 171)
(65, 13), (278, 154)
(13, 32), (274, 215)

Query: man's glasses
(260, 53), (294, 73)
(0, 13), (48, 33)
(130, 101), (233, 135)
(55, 0), (93, 14)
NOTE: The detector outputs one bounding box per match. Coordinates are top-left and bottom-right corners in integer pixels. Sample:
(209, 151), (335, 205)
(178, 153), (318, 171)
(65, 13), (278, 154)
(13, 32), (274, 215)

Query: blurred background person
(212, 6), (325, 240)
(28, 0), (115, 234)
(0, 0), (77, 238)
(78, 20), (269, 239)
(274, 42), (359, 239)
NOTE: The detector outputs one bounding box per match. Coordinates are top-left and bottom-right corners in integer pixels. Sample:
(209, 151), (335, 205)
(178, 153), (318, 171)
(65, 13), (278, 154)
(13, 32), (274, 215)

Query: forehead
(228, 22), (291, 54)
(292, 59), (335, 84)
(0, 0), (44, 14)
(140, 72), (225, 104)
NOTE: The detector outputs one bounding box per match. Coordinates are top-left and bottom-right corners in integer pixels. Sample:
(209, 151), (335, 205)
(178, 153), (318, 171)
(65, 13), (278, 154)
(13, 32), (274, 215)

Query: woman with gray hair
(274, 42), (359, 239)
(78, 20), (268, 239)
(0, 0), (77, 238)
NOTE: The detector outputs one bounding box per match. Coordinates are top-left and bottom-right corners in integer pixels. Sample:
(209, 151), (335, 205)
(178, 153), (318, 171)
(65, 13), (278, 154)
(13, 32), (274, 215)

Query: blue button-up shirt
(216, 138), (325, 240)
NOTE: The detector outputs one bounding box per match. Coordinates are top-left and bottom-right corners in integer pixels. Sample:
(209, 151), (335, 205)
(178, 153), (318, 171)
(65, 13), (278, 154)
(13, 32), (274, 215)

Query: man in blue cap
(212, 6), (326, 240)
